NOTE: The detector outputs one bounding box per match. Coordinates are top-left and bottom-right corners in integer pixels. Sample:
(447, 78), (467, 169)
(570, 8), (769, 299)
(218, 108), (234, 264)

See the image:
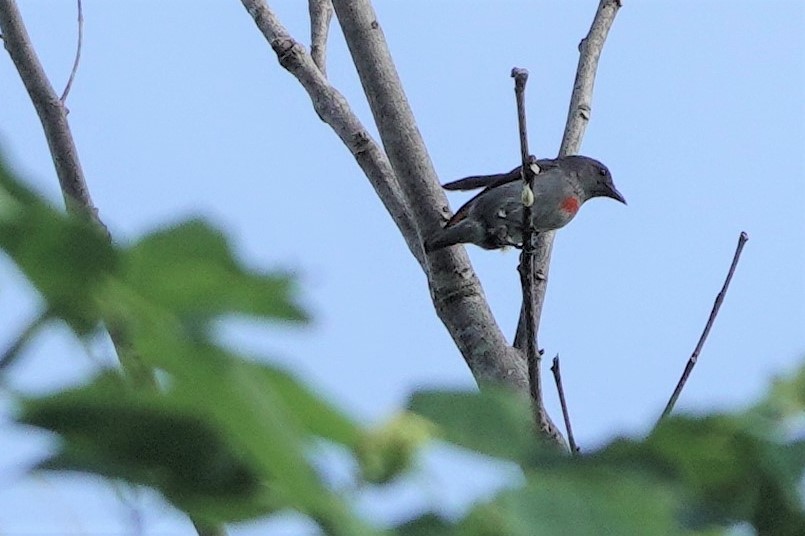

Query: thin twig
(511, 68), (547, 432)
(514, 0), (621, 352)
(510, 71), (565, 447)
(658, 232), (749, 423)
(308, 0), (333, 76)
(550, 355), (579, 454)
(0, 310), (50, 372)
(60, 0), (83, 103)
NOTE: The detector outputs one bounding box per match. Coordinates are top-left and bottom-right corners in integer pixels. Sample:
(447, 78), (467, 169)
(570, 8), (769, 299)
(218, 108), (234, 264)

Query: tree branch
(240, 0), (424, 268)
(515, 0), (621, 352)
(0, 0), (102, 227)
(308, 0), (333, 75)
(241, 0), (529, 391)
(60, 0), (83, 103)
(510, 68), (564, 445)
(658, 232), (749, 423)
(1, 4), (220, 535)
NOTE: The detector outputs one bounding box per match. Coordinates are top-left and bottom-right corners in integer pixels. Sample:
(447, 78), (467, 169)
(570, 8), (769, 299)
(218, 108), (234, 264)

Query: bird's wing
(441, 158), (559, 191)
(442, 166), (521, 191)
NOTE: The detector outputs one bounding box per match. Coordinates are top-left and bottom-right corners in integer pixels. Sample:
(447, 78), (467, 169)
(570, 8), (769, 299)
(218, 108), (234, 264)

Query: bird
(424, 155), (626, 252)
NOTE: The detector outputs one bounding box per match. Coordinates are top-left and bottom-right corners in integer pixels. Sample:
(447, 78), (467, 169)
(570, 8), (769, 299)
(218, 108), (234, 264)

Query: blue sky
(1, 1), (803, 534)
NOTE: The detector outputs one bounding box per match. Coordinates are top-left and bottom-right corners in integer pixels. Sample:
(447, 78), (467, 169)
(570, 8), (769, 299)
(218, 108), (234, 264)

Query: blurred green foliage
(1, 156), (803, 535)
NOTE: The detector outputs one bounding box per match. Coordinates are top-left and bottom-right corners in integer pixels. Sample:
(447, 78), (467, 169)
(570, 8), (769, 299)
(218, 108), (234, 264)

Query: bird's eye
(598, 167), (607, 176)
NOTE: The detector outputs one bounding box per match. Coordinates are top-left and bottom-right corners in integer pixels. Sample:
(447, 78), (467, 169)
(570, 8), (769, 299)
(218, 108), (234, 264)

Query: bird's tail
(424, 220), (480, 252)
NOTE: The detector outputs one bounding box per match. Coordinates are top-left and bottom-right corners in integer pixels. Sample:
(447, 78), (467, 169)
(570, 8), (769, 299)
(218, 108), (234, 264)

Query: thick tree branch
(329, 0), (531, 391)
(308, 0), (333, 75)
(515, 0), (621, 350)
(658, 232), (749, 423)
(0, 0), (102, 227)
(240, 0), (424, 268)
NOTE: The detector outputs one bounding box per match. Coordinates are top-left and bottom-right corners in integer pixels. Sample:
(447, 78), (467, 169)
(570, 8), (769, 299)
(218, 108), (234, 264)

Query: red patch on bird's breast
(560, 196), (580, 214)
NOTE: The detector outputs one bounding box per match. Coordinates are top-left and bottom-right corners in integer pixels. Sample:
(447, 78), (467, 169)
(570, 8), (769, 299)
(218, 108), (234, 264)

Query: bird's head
(568, 155), (627, 205)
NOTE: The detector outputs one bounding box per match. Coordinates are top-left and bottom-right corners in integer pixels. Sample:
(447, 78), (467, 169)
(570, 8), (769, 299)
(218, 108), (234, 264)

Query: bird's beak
(605, 185), (627, 205)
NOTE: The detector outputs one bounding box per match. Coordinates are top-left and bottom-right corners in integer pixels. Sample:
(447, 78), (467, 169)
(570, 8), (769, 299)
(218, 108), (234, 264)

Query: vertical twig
(511, 68), (541, 409)
(550, 355), (578, 454)
(658, 232), (749, 423)
(511, 68), (563, 445)
(60, 0), (83, 103)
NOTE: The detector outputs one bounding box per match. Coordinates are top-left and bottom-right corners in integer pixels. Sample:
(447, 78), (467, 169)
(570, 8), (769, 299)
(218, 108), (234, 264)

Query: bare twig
(60, 0), (83, 103)
(0, 0), (102, 228)
(514, 0), (621, 351)
(511, 68), (563, 444)
(0, 310), (50, 372)
(512, 68), (539, 396)
(550, 355), (579, 454)
(308, 0), (333, 75)
(658, 232), (749, 422)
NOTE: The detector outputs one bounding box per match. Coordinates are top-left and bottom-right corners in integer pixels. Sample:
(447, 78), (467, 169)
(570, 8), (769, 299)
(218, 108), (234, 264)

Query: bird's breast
(560, 196), (581, 215)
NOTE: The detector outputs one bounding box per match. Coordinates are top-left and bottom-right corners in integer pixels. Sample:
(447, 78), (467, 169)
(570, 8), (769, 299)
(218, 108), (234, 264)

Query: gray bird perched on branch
(424, 155), (626, 252)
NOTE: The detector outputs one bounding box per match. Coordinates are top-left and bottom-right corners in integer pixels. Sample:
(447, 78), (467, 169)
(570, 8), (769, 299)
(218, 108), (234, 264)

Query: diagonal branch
(240, 0), (423, 268)
(0, 0), (101, 228)
(328, 0), (531, 392)
(658, 232), (749, 423)
(550, 355), (579, 453)
(308, 0), (333, 75)
(515, 0), (621, 350)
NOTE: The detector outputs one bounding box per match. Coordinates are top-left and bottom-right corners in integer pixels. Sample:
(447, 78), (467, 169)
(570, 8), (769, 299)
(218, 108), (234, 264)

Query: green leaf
(407, 388), (548, 464)
(122, 220), (306, 322)
(393, 513), (458, 536)
(0, 161), (116, 333)
(243, 362), (361, 448)
(597, 415), (805, 534)
(18, 372), (272, 522)
(459, 468), (682, 536)
(356, 412), (434, 484)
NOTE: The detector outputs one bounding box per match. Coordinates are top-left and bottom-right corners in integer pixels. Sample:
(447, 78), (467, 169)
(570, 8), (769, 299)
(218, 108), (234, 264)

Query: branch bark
(0, 0), (101, 227)
(308, 0), (333, 75)
(240, 0), (423, 268)
(515, 0), (621, 351)
(242, 0), (530, 392)
(330, 0), (534, 391)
